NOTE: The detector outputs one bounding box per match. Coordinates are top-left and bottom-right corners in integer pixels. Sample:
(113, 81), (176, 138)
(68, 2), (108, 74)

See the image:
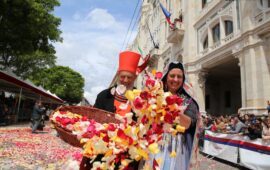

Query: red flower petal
(59, 111), (66, 114)
(166, 95), (178, 105)
(107, 124), (116, 131)
(140, 91), (151, 100)
(146, 78), (155, 88)
(164, 112), (173, 124)
(155, 72), (163, 79)
(81, 116), (88, 121)
(134, 97), (144, 110)
(176, 97), (184, 106)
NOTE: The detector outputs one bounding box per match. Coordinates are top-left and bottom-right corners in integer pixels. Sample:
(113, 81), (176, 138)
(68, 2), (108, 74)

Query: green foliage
(31, 66), (85, 104)
(0, 0), (62, 78)
(7, 51), (56, 79)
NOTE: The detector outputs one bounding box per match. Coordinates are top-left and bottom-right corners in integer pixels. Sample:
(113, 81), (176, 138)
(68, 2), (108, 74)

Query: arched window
(225, 20), (233, 36)
(212, 23), (220, 43)
(203, 35), (208, 49)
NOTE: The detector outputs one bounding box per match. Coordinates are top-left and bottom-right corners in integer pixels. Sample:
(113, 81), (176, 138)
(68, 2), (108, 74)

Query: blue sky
(54, 0), (140, 104)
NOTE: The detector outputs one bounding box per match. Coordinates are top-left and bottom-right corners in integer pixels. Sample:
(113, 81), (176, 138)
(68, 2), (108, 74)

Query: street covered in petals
(0, 124), (82, 170)
(0, 124), (241, 170)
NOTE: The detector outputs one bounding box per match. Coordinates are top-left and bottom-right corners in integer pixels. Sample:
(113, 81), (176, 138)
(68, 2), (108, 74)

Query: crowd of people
(201, 110), (270, 141)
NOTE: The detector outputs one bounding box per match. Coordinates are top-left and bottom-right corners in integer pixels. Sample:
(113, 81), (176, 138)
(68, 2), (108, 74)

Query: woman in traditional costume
(149, 62), (200, 170)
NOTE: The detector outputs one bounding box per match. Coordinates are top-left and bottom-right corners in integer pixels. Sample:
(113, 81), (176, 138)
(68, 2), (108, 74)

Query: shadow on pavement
(200, 151), (251, 170)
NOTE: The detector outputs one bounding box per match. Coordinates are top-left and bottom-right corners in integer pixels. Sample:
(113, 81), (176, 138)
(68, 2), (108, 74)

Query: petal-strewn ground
(0, 122), (243, 170)
(0, 123), (82, 170)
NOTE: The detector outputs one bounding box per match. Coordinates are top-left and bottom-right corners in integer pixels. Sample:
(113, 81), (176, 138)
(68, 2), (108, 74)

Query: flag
(159, 3), (174, 28)
(137, 46), (143, 55)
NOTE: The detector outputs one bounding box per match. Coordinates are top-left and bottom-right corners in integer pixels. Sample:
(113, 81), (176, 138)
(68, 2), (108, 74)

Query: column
(207, 21), (213, 48)
(235, 52), (246, 109)
(195, 70), (208, 114)
(219, 17), (225, 43)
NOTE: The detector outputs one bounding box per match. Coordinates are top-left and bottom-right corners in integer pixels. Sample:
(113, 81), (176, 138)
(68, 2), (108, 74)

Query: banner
(238, 137), (270, 170)
(202, 130), (270, 170)
(203, 130), (239, 163)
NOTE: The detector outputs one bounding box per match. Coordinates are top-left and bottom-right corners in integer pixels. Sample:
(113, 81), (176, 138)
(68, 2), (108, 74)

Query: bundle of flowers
(51, 70), (189, 170)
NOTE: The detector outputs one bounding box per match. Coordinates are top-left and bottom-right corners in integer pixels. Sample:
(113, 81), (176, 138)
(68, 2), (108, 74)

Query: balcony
(222, 33), (234, 43)
(167, 22), (184, 44)
(254, 8), (270, 25)
(210, 41), (221, 50)
(200, 48), (209, 56)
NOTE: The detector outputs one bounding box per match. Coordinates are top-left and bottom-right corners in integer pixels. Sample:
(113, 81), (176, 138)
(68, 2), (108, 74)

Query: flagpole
(146, 22), (159, 49)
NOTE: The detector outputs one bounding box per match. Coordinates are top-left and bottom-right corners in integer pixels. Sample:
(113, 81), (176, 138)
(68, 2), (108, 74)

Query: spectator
(262, 120), (270, 140)
(31, 101), (45, 133)
(227, 116), (246, 134)
(216, 117), (226, 132)
(211, 118), (218, 132)
(267, 100), (270, 114)
(243, 114), (251, 125)
(245, 122), (262, 140)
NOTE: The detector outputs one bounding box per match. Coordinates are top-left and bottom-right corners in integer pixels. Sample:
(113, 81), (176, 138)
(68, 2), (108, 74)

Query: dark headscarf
(162, 62), (185, 93)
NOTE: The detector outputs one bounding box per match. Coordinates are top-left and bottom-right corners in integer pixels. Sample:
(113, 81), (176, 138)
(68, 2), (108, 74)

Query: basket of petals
(50, 106), (119, 148)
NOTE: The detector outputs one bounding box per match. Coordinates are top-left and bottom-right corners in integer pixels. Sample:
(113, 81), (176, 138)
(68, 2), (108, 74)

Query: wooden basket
(51, 106), (119, 148)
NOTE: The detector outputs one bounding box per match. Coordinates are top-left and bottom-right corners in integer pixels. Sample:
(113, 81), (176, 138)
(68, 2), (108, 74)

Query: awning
(0, 70), (64, 104)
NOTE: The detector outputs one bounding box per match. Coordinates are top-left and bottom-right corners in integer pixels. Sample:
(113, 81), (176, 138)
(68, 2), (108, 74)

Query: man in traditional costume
(94, 51), (148, 116)
(80, 51), (149, 170)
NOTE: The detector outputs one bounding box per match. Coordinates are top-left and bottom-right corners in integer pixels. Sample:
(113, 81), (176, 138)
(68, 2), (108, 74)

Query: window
(153, 0), (157, 8)
(259, 0), (270, 8)
(225, 91), (231, 108)
(225, 20), (233, 36)
(206, 95), (210, 110)
(203, 35), (208, 49)
(202, 0), (207, 8)
(212, 23), (220, 43)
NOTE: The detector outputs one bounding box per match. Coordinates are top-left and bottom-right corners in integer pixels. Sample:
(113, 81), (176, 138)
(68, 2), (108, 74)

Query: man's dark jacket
(94, 87), (115, 113)
(32, 104), (44, 120)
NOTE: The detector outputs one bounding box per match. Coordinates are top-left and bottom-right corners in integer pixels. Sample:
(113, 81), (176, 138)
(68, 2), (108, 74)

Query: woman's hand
(178, 113), (191, 130)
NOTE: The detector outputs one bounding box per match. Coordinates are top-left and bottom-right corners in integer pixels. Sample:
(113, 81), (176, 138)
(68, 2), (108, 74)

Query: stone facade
(129, 0), (270, 116)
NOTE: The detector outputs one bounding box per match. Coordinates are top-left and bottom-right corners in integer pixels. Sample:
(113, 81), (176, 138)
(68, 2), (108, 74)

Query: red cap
(118, 51), (141, 74)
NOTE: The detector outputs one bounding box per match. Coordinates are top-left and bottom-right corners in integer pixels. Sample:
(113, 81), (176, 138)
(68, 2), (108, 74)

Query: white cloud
(85, 8), (116, 29)
(55, 8), (135, 105)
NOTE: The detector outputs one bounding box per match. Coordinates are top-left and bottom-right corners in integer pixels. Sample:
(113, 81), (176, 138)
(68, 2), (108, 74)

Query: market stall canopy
(0, 70), (64, 104)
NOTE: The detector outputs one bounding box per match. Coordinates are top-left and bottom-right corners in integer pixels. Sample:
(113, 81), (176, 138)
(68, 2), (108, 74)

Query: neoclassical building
(129, 0), (270, 115)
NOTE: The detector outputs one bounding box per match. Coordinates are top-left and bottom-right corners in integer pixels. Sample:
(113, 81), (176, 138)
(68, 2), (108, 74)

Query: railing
(167, 22), (184, 44)
(223, 32), (234, 43)
(201, 48), (209, 55)
(254, 8), (270, 25)
(211, 41), (221, 50)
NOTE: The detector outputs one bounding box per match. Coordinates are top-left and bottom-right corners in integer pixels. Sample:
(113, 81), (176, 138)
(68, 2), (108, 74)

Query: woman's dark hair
(162, 62), (185, 93)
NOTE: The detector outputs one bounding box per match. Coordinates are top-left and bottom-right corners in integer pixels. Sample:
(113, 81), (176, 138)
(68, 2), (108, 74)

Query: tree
(0, 0), (62, 78)
(31, 66), (85, 104)
(9, 51), (56, 79)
